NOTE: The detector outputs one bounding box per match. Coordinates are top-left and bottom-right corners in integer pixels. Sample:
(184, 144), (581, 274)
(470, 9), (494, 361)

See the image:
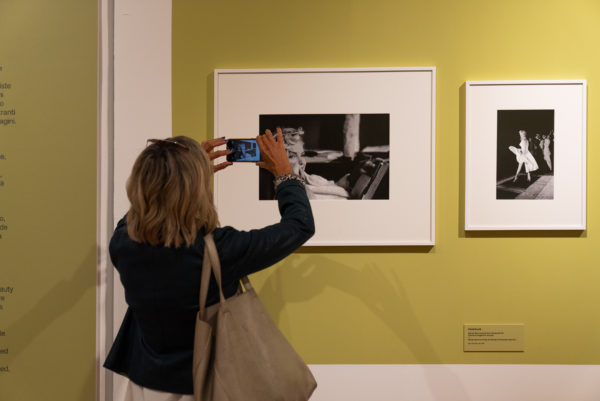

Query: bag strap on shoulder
(199, 232), (225, 319)
(198, 232), (252, 320)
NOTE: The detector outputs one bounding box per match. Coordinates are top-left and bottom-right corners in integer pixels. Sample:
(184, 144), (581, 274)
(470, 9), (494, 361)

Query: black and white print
(496, 110), (554, 200)
(259, 114), (389, 200)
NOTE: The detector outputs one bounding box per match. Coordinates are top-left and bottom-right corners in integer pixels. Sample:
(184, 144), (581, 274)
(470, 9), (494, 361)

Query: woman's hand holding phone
(256, 128), (292, 177)
(201, 137), (233, 172)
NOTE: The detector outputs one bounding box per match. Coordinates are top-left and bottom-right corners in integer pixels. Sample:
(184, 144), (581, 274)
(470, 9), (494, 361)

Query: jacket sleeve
(215, 179), (315, 280)
(108, 216), (128, 267)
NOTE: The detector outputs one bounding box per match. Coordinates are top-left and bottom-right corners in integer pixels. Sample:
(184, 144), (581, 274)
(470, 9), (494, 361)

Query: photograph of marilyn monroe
(508, 129), (539, 183)
(496, 109), (554, 200)
(258, 114), (390, 201)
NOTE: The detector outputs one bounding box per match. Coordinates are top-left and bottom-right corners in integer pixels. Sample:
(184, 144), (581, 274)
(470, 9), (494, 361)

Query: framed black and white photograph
(214, 68), (435, 246)
(258, 113), (390, 201)
(465, 80), (586, 230)
(496, 109), (555, 200)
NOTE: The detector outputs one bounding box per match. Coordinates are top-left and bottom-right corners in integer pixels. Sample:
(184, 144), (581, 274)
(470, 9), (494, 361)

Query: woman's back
(104, 131), (313, 396)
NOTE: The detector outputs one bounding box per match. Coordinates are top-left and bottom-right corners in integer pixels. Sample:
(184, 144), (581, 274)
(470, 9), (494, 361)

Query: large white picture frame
(465, 80), (587, 230)
(214, 68), (436, 246)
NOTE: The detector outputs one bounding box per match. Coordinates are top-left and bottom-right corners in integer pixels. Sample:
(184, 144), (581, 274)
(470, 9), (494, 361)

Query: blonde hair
(126, 136), (218, 248)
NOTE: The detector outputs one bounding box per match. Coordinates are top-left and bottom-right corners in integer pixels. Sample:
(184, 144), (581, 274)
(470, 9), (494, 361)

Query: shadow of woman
(256, 254), (471, 400)
(4, 246), (96, 399)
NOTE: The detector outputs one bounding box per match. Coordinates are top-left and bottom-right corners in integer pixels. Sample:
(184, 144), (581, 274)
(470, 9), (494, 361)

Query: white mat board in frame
(214, 68), (436, 246)
(465, 80), (586, 230)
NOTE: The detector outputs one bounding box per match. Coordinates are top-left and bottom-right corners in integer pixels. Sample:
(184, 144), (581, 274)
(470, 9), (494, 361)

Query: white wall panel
(99, 0), (172, 400)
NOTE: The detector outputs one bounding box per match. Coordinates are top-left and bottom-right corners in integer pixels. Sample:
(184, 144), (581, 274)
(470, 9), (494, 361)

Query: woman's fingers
(202, 137), (227, 153)
(259, 128), (281, 151)
(213, 161), (233, 172)
(201, 138), (231, 172)
(257, 133), (266, 148)
(208, 149), (231, 160)
(255, 128), (292, 177)
(261, 129), (273, 146)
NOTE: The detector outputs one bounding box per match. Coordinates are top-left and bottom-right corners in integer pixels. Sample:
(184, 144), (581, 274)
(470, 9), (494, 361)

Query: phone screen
(226, 139), (261, 162)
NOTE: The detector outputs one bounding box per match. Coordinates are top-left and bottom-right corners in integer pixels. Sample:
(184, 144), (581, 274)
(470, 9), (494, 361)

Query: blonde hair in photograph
(126, 136), (218, 248)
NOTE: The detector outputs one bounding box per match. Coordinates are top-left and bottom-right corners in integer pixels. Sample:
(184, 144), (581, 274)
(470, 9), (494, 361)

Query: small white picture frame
(214, 68), (436, 246)
(465, 80), (587, 231)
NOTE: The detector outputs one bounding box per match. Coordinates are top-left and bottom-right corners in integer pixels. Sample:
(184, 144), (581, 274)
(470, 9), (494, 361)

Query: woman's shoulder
(211, 226), (247, 245)
(109, 216), (128, 246)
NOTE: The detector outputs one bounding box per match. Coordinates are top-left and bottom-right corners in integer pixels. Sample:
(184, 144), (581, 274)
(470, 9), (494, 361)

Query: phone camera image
(226, 139), (261, 162)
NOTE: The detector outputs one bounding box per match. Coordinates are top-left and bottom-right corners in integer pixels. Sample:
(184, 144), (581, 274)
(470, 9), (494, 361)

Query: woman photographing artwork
(508, 129), (539, 182)
(103, 128), (314, 400)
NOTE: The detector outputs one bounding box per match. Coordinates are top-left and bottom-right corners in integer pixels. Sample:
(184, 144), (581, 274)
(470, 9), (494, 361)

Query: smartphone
(226, 139), (261, 162)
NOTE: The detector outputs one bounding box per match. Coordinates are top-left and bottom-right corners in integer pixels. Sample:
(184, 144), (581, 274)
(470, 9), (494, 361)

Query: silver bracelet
(273, 173), (306, 192)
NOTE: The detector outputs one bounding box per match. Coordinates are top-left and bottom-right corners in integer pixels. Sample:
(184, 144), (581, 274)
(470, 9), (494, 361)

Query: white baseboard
(309, 364), (600, 401)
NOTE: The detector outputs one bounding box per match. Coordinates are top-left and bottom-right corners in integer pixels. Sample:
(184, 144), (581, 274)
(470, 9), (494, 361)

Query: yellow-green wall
(0, 1), (97, 400)
(173, 0), (600, 364)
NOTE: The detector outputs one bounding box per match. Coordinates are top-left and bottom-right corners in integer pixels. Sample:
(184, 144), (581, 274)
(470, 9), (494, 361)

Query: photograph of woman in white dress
(496, 110), (554, 200)
(508, 129), (539, 182)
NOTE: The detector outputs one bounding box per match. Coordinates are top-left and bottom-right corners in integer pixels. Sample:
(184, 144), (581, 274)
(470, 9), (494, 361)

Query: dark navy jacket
(103, 180), (314, 394)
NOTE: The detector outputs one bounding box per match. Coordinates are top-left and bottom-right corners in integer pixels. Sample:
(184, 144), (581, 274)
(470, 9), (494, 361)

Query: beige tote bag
(193, 233), (317, 401)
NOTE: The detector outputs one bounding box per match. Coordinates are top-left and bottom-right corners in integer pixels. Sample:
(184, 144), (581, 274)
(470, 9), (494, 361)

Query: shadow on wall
(257, 254), (472, 401)
(5, 247), (96, 399)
